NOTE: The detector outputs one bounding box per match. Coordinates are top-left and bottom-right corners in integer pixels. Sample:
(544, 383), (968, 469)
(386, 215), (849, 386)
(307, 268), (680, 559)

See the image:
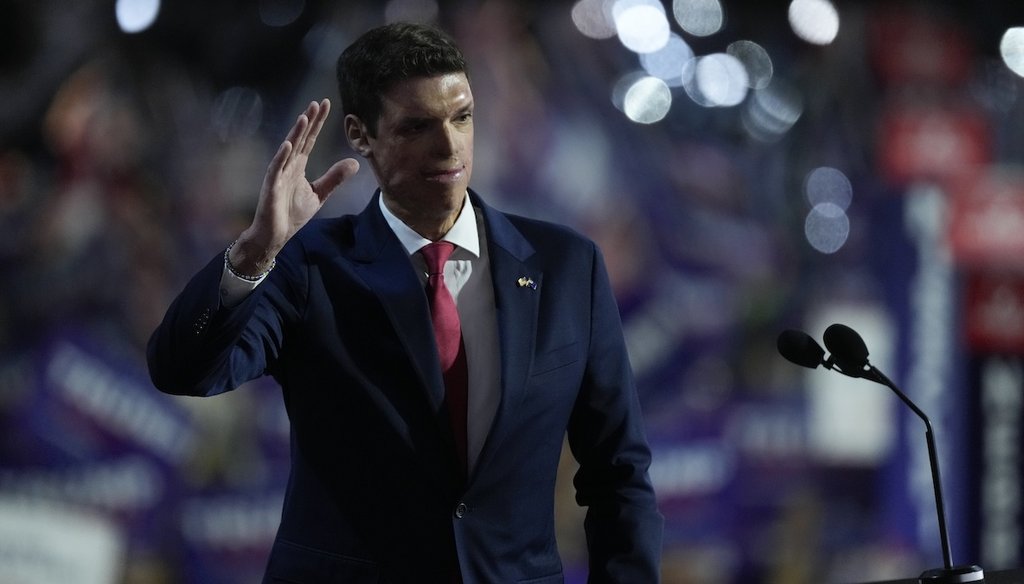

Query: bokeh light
(788, 0), (840, 45)
(805, 202), (850, 253)
(115, 0), (160, 34)
(805, 166), (852, 210)
(672, 0), (725, 38)
(741, 80), (803, 140)
(727, 40), (773, 89)
(680, 58), (709, 107)
(572, 0), (617, 39)
(639, 34), (694, 86)
(612, 70), (649, 111)
(623, 76), (672, 123)
(693, 53), (749, 107)
(613, 0), (671, 54)
(1000, 27), (1024, 78)
(804, 166), (852, 253)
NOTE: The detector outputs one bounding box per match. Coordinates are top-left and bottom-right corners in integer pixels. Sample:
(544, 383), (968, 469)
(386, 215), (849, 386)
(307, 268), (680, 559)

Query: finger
(311, 158), (360, 203)
(300, 99), (331, 156)
(282, 112), (311, 168)
(292, 101), (321, 157)
(266, 139), (294, 183)
(283, 106), (315, 169)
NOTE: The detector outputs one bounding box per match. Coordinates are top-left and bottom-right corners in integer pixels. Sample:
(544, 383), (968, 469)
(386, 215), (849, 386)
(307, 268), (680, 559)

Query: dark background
(3, 0), (1024, 582)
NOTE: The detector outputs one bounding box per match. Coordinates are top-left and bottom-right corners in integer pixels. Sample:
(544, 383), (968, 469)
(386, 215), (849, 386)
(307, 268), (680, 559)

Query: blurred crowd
(3, 0), (1024, 583)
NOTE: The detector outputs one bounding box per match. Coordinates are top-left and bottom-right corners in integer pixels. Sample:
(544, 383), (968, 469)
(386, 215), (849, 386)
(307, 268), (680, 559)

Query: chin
(437, 185), (468, 207)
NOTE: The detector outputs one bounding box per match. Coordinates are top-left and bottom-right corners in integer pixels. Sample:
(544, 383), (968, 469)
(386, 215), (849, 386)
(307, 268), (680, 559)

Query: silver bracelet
(224, 240), (276, 282)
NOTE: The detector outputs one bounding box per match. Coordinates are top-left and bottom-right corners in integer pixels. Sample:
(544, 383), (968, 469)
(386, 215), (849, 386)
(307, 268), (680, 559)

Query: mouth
(422, 165), (465, 183)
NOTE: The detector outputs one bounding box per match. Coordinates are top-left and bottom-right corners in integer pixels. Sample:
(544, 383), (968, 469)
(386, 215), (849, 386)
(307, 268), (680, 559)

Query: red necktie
(420, 242), (469, 479)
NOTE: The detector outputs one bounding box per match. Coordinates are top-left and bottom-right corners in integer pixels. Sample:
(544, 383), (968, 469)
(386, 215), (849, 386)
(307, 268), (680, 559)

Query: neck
(382, 191), (466, 241)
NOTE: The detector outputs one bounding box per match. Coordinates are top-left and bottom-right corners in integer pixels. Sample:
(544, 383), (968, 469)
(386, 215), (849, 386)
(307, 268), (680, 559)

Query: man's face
(361, 72), (474, 227)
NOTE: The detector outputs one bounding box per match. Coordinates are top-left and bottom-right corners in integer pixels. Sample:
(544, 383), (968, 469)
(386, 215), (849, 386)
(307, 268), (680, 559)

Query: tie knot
(421, 241), (455, 275)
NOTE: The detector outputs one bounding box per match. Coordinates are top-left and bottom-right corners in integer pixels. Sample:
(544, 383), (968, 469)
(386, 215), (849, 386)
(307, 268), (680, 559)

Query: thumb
(312, 158), (360, 203)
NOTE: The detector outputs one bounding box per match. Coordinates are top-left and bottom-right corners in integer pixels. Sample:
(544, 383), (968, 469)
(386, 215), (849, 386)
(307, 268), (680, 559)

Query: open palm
(233, 99), (359, 274)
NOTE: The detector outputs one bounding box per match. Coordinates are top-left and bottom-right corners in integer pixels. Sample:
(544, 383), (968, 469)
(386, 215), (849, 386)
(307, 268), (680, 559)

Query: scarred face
(347, 72), (474, 238)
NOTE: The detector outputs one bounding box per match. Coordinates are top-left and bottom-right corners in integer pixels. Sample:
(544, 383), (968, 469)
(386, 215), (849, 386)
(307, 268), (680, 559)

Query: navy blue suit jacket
(148, 191), (663, 583)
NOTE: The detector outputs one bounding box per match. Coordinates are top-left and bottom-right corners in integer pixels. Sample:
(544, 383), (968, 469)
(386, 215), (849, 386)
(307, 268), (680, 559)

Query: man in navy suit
(148, 22), (662, 583)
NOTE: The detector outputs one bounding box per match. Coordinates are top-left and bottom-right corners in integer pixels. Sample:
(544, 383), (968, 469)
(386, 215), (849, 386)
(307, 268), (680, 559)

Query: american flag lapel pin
(517, 276), (537, 290)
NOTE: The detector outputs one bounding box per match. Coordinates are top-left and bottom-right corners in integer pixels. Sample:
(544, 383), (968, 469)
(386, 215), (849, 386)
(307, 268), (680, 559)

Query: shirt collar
(379, 191), (480, 258)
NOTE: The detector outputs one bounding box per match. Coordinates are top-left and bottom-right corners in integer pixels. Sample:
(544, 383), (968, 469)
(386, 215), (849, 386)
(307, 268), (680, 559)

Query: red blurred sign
(876, 97), (987, 184)
(878, 101), (990, 186)
(965, 272), (1024, 354)
(949, 167), (1024, 270)
(869, 6), (973, 86)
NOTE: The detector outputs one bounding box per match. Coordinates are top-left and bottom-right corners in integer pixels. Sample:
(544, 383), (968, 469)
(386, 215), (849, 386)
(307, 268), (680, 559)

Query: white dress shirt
(219, 192), (501, 474)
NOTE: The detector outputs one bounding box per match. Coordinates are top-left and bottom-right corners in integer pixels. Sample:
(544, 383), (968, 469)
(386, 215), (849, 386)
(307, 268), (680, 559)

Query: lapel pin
(517, 276), (537, 290)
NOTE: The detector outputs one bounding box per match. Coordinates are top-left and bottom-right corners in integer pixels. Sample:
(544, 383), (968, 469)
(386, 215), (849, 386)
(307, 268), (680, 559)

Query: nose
(433, 123), (458, 157)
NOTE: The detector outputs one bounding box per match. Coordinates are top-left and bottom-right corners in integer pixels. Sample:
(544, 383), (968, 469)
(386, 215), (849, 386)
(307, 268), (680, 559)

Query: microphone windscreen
(777, 329), (825, 369)
(823, 323), (869, 370)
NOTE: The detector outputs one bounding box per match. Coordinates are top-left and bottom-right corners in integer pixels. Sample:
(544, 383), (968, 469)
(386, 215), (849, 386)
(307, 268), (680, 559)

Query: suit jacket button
(454, 503), (468, 519)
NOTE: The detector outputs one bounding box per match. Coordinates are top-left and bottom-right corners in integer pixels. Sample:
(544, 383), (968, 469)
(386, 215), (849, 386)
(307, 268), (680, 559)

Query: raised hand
(230, 99), (360, 276)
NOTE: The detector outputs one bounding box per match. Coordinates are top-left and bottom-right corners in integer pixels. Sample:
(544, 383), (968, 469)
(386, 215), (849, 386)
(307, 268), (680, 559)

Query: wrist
(225, 238), (278, 281)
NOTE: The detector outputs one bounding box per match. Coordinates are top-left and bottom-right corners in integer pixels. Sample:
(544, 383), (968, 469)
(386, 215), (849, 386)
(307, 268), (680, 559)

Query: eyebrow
(400, 101), (474, 123)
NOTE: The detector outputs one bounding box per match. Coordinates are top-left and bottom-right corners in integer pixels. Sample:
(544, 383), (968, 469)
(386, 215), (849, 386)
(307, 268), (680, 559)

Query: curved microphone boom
(778, 324), (984, 583)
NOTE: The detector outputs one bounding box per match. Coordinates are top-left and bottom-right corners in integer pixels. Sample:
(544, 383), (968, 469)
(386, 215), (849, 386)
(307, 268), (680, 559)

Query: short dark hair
(336, 22), (468, 136)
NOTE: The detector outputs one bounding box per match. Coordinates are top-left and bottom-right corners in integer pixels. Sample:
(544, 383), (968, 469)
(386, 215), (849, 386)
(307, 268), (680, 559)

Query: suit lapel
(349, 193), (446, 413)
(347, 193), (467, 490)
(471, 192), (541, 474)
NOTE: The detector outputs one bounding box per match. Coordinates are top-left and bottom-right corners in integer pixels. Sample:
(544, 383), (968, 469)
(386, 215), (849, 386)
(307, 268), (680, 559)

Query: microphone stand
(854, 365), (984, 583)
(777, 326), (985, 582)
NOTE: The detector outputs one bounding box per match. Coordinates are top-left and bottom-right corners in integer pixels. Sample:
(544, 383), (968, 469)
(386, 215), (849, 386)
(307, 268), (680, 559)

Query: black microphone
(779, 324), (985, 584)
(777, 329), (827, 370)
(822, 323), (871, 377)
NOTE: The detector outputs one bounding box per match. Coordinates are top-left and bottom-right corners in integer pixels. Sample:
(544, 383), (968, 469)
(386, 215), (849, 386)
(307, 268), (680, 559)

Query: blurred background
(3, 0), (1024, 582)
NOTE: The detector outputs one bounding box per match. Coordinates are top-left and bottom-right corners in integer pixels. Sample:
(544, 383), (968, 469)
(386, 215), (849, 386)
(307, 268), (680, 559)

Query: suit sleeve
(567, 244), (664, 583)
(146, 242), (305, 397)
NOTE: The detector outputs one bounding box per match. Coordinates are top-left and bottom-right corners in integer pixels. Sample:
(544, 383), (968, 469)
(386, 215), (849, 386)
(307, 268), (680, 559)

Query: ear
(344, 114), (372, 157)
